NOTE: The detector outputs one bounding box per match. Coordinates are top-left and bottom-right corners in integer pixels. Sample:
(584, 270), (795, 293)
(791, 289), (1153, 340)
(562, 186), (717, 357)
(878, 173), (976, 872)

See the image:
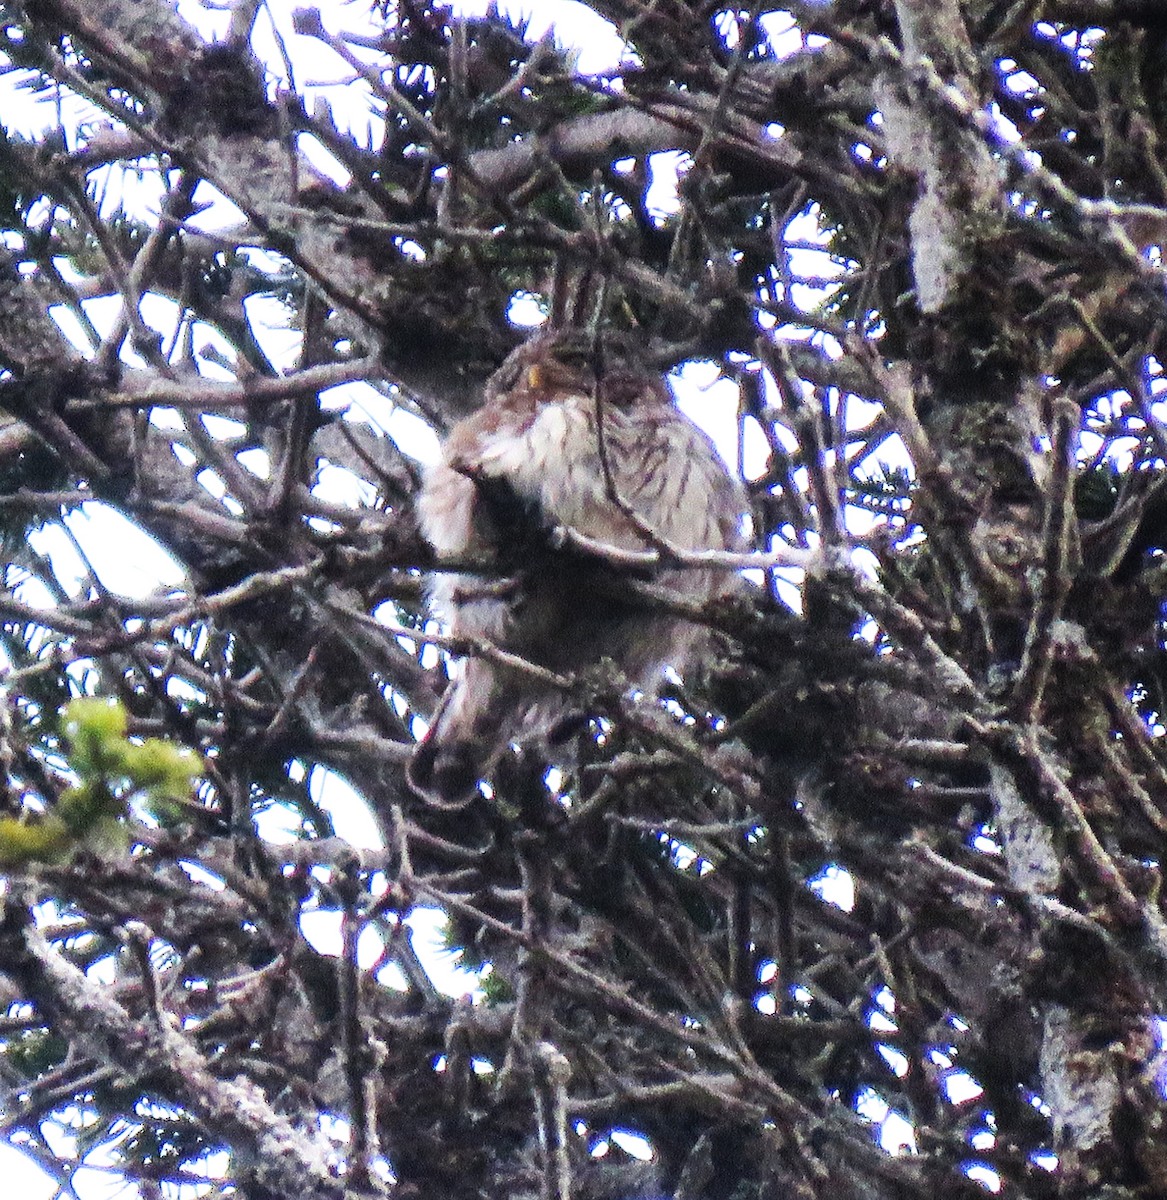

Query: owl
(407, 328), (747, 806)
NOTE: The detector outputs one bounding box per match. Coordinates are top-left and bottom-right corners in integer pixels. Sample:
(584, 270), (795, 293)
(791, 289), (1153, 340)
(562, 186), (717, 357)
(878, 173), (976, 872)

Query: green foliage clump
(0, 698), (201, 868)
(1073, 462), (1122, 521)
(3, 1029), (68, 1078)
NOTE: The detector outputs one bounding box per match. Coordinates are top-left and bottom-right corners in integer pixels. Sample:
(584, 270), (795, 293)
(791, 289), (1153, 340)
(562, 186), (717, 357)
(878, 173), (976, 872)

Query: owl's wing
(616, 410), (748, 555)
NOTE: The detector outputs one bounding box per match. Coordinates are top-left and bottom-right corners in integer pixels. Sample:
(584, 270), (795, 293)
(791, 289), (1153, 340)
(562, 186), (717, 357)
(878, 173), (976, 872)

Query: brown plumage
(407, 329), (746, 806)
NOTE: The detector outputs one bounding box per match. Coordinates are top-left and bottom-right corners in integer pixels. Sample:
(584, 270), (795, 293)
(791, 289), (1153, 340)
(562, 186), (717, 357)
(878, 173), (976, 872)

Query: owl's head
(484, 328), (667, 410)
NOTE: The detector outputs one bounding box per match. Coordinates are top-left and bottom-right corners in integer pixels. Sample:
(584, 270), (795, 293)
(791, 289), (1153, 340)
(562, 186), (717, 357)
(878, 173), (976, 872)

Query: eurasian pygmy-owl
(407, 329), (746, 806)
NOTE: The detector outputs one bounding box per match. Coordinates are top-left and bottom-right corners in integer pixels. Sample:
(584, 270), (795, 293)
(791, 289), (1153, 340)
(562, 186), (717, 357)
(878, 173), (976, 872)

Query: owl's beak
(526, 365), (544, 390)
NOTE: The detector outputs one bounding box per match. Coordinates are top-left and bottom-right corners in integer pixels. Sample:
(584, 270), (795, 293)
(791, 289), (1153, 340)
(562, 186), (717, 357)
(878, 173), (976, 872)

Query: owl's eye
(555, 347), (595, 374)
(602, 373), (642, 407)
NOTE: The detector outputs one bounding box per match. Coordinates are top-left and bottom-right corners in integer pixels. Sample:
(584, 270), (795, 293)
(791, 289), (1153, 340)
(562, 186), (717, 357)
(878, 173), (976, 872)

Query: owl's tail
(406, 665), (505, 809)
